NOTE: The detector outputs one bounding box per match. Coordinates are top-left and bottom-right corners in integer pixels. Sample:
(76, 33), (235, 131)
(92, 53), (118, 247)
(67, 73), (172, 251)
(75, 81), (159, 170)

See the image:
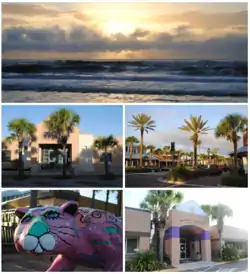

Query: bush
(221, 245), (240, 261)
(221, 174), (248, 187)
(126, 250), (163, 272)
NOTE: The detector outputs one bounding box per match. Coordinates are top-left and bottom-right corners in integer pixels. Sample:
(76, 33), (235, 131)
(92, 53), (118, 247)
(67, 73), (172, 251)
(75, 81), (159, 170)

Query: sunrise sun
(104, 20), (135, 35)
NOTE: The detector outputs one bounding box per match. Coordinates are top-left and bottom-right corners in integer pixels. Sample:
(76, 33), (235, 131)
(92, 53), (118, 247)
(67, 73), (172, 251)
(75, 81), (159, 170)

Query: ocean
(2, 60), (247, 103)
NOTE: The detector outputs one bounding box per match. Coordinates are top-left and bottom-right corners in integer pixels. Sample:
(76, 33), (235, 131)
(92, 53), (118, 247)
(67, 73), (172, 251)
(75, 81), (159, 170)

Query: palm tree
(91, 190), (101, 208)
(154, 148), (163, 167)
(29, 190), (38, 208)
(211, 148), (219, 165)
(215, 114), (248, 168)
(6, 119), (36, 177)
(125, 136), (139, 167)
(116, 190), (123, 217)
(44, 108), (80, 177)
(179, 115), (211, 169)
(201, 203), (233, 258)
(128, 113), (156, 168)
(104, 190), (118, 211)
(93, 135), (118, 177)
(147, 145), (156, 165)
(140, 190), (183, 263)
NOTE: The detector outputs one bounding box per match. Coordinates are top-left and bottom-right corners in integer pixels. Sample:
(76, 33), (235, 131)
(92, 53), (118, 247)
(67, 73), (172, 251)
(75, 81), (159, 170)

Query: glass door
(180, 239), (186, 259)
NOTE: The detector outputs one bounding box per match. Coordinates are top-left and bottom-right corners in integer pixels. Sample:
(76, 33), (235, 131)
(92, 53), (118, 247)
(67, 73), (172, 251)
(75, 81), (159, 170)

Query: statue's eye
(21, 214), (32, 223)
(44, 211), (59, 219)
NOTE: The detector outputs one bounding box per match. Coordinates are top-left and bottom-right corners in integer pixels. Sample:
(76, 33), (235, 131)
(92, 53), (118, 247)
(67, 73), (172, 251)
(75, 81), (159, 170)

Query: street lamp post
(207, 148), (211, 168)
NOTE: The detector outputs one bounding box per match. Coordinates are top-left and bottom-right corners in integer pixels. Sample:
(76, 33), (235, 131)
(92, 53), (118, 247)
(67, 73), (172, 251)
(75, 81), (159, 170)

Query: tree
(201, 203), (233, 258)
(104, 190), (118, 211)
(215, 114), (248, 168)
(116, 190), (123, 217)
(6, 119), (36, 177)
(140, 190), (183, 263)
(211, 148), (220, 164)
(93, 135), (118, 177)
(154, 148), (163, 167)
(44, 108), (80, 177)
(125, 136), (139, 167)
(179, 115), (211, 169)
(128, 113), (156, 168)
(29, 190), (38, 208)
(147, 145), (156, 165)
(91, 190), (101, 208)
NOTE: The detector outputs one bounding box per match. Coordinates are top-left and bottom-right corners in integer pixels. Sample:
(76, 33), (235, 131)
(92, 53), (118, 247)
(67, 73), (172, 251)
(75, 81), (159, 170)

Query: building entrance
(180, 238), (191, 260)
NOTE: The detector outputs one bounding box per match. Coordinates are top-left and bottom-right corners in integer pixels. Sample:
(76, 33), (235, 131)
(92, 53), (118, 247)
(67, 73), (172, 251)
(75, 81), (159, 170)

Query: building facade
(2, 121), (123, 175)
(125, 201), (248, 266)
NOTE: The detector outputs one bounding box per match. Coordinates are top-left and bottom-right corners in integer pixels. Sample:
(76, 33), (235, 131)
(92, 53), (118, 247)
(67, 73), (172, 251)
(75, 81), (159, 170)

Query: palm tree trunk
(105, 190), (110, 211)
(233, 140), (238, 169)
(193, 142), (197, 168)
(129, 143), (133, 167)
(104, 149), (109, 176)
(62, 145), (67, 177)
(29, 190), (38, 208)
(91, 190), (96, 208)
(18, 142), (24, 177)
(117, 190), (122, 216)
(140, 130), (143, 168)
(159, 228), (165, 263)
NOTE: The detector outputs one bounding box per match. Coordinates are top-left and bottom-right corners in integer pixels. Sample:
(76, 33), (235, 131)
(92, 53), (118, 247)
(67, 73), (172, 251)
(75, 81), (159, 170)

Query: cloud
(2, 3), (59, 17)
(146, 10), (248, 31)
(2, 25), (247, 60)
(142, 129), (241, 156)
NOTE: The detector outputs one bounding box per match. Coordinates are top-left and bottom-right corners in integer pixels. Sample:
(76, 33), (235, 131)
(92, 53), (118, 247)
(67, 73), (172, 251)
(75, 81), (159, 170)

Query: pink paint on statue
(14, 201), (123, 271)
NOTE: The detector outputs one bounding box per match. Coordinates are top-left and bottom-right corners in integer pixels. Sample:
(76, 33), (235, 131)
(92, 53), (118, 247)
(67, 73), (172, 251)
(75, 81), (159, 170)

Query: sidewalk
(2, 175), (123, 188)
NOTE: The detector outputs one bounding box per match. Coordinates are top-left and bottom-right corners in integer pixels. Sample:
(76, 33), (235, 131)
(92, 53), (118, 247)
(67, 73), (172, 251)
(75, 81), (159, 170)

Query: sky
(124, 189), (248, 229)
(125, 105), (248, 156)
(2, 105), (123, 138)
(2, 3), (247, 60)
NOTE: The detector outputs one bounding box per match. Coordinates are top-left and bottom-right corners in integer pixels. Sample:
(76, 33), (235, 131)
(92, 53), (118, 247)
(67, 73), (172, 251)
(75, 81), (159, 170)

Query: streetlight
(207, 148), (211, 168)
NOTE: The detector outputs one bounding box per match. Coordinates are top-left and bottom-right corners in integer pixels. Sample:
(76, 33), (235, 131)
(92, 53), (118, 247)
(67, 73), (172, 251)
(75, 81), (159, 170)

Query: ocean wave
(2, 60), (248, 77)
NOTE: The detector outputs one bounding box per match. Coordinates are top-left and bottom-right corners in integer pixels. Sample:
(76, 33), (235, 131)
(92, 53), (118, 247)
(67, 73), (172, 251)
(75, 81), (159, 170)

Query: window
(126, 237), (138, 254)
(2, 151), (11, 162)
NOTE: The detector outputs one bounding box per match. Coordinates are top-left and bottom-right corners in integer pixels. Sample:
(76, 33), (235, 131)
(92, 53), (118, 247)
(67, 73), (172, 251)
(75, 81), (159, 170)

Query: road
(125, 173), (221, 188)
(181, 259), (248, 272)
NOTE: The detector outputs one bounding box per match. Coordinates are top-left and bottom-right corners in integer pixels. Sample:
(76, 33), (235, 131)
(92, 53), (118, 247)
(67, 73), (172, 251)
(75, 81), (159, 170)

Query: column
(166, 227), (180, 266)
(201, 231), (211, 261)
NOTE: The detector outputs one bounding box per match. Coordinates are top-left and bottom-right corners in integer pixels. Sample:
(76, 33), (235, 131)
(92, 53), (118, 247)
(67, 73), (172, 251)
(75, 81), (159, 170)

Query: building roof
(229, 146), (248, 155)
(210, 225), (248, 241)
(125, 206), (151, 213)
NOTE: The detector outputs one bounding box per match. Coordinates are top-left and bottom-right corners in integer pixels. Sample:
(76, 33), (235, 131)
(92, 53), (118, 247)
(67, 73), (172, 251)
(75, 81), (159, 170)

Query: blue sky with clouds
(124, 189), (248, 229)
(125, 105), (248, 155)
(2, 105), (123, 138)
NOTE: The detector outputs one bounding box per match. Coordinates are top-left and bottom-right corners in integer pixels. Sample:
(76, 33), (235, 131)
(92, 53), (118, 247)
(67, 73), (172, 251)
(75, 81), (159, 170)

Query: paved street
(2, 253), (103, 272)
(125, 173), (221, 188)
(126, 172), (169, 188)
(2, 175), (123, 188)
(181, 260), (248, 272)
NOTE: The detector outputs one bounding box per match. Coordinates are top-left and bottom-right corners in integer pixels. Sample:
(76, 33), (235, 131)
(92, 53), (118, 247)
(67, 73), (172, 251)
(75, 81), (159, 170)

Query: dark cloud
(2, 25), (247, 60)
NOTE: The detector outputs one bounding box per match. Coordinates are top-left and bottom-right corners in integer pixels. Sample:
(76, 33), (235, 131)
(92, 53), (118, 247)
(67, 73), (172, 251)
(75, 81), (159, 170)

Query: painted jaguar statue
(14, 201), (123, 272)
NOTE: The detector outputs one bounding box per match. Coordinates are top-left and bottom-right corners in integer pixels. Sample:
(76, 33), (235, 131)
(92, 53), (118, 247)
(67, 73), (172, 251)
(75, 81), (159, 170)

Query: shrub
(221, 174), (248, 187)
(126, 250), (163, 272)
(221, 245), (240, 261)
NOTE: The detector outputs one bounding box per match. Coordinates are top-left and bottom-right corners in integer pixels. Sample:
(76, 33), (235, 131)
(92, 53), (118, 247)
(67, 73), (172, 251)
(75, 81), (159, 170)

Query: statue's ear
(15, 208), (28, 219)
(60, 201), (78, 216)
